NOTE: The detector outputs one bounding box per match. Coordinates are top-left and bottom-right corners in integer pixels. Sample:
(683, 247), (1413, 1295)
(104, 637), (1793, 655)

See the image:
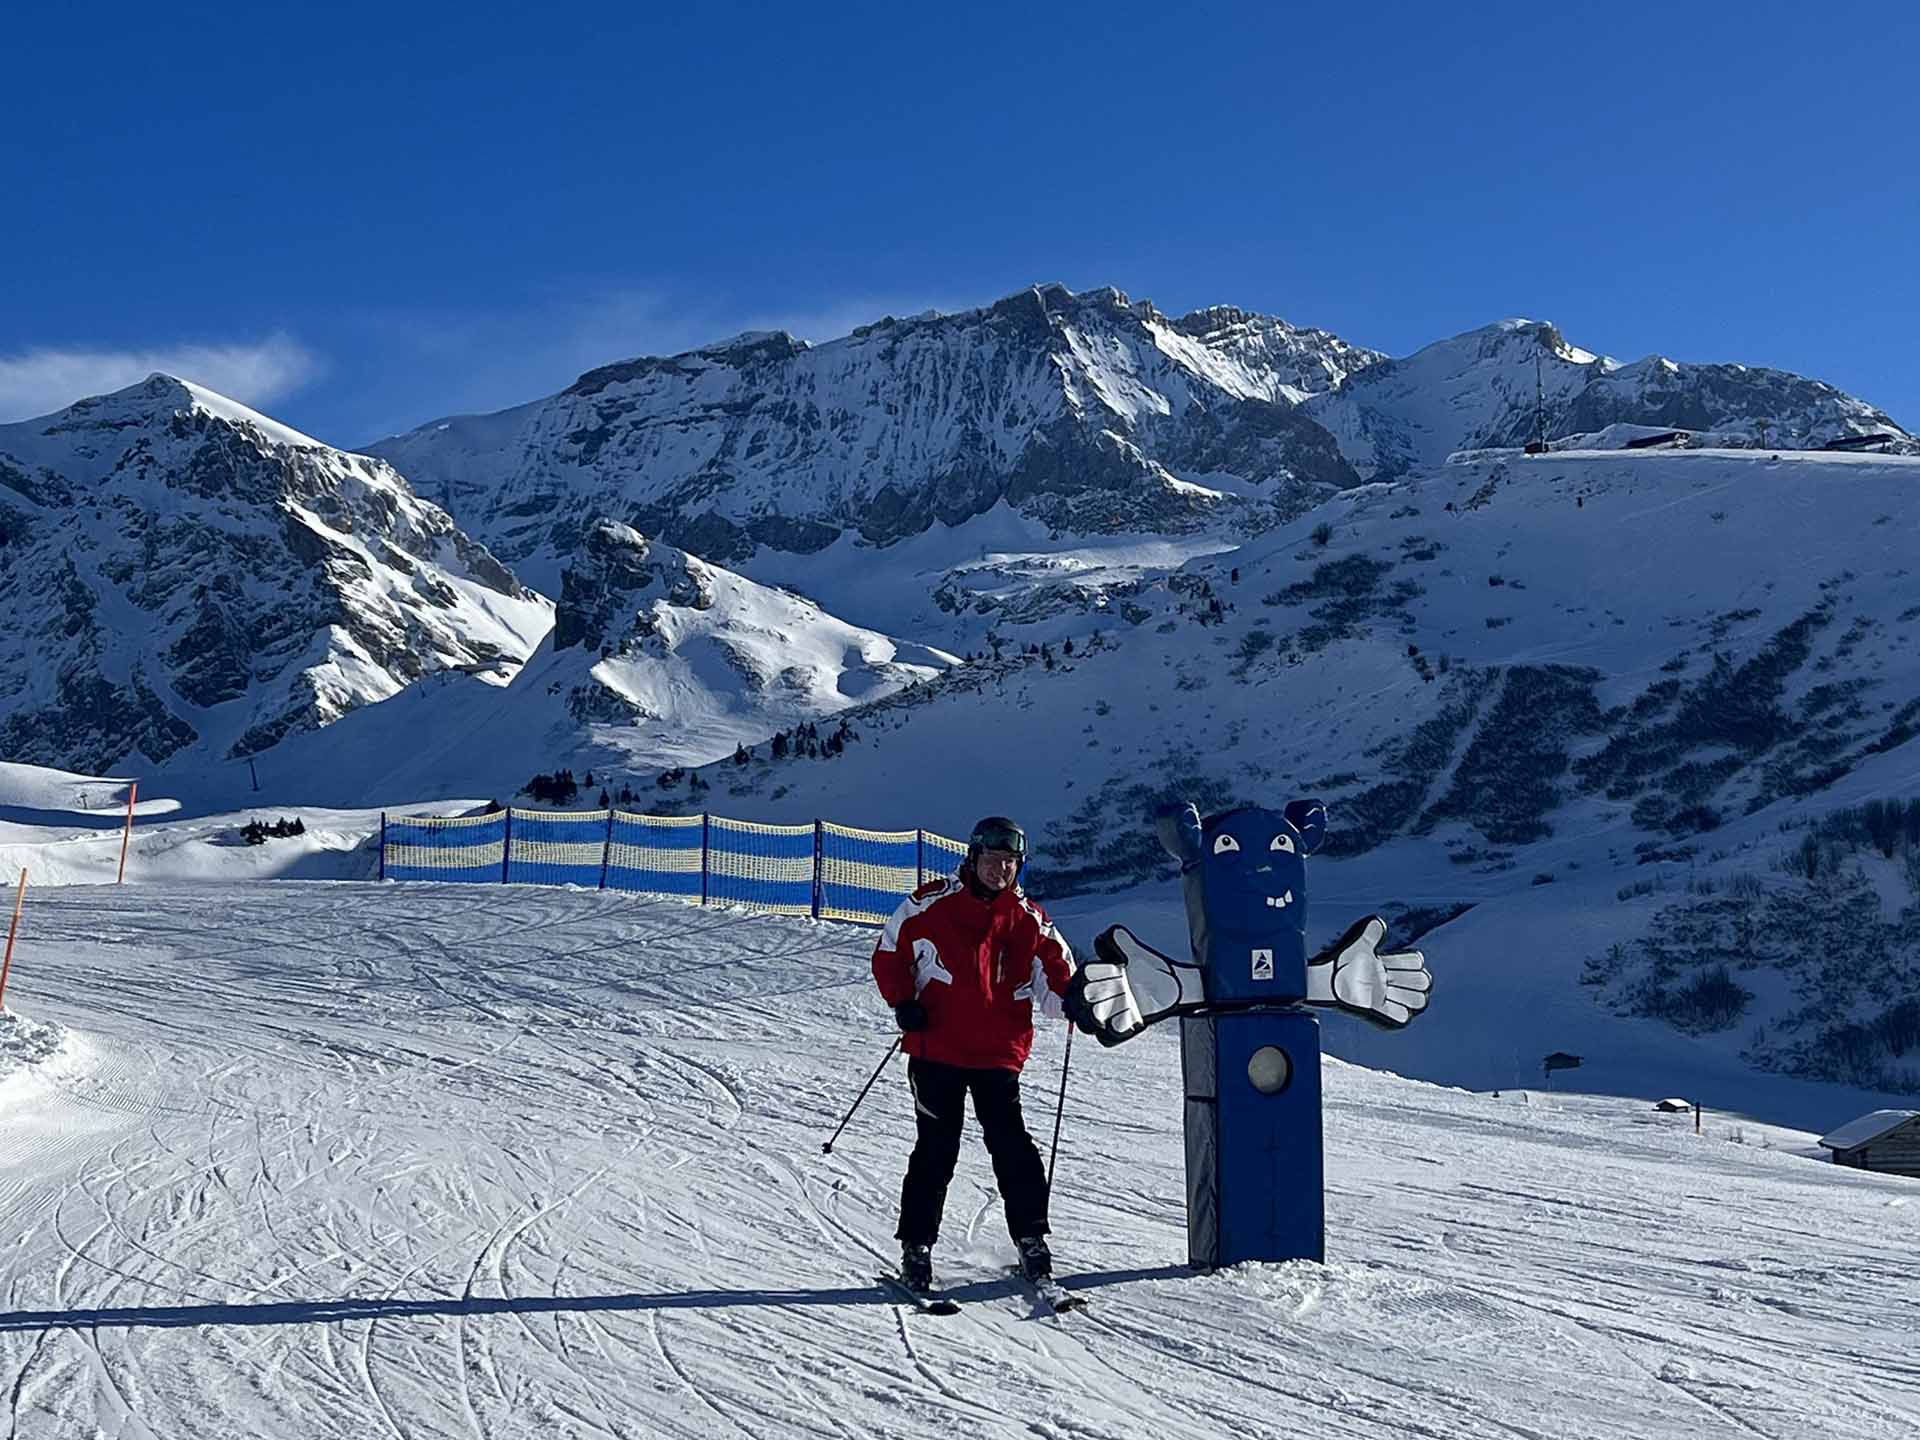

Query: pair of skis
(875, 1268), (1086, 1316)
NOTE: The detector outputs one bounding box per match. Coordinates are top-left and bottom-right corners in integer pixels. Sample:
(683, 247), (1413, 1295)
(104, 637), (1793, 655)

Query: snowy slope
(658, 447), (1920, 848)
(0, 376), (551, 773)
(0, 878), (1911, 1438)
(0, 761), (390, 886)
(638, 446), (1920, 1104)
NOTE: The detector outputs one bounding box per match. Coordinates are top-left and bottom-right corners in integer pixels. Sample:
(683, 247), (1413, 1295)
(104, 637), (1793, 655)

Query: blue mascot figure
(1062, 799), (1431, 1268)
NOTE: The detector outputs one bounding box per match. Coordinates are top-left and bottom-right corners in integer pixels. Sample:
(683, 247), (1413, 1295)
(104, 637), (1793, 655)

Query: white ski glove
(910, 937), (953, 994)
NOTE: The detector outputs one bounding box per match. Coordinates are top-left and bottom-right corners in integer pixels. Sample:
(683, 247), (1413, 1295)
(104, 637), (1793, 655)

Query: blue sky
(4, 1), (1915, 446)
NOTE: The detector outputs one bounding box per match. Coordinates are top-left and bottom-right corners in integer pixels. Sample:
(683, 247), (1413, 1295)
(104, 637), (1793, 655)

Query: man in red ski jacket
(871, 815), (1079, 1292)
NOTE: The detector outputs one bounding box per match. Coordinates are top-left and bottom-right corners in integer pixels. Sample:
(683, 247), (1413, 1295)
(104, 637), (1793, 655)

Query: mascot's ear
(1154, 800), (1204, 866)
(1284, 799), (1329, 856)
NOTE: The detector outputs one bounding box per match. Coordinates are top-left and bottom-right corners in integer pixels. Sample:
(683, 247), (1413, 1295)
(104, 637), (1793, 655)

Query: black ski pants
(896, 1057), (1050, 1248)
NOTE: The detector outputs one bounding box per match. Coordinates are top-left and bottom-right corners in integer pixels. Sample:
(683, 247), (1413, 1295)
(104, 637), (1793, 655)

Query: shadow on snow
(0, 1266), (1194, 1332)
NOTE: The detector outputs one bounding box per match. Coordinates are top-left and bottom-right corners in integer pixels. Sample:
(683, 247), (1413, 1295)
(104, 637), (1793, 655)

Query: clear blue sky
(4, 0), (1915, 446)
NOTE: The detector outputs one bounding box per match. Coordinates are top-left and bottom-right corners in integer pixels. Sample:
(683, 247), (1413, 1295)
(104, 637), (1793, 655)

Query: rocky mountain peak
(0, 385), (551, 772)
(554, 520), (721, 652)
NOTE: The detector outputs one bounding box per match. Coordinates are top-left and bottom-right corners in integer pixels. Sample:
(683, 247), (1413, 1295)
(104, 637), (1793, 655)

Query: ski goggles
(970, 822), (1026, 856)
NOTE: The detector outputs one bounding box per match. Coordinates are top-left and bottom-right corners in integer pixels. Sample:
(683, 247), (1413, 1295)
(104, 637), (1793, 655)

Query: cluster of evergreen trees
(526, 768), (652, 814)
(239, 816), (306, 845)
(753, 718), (855, 764)
(521, 718), (868, 807)
(523, 769), (583, 804)
(655, 767), (711, 795)
(959, 631), (1105, 666)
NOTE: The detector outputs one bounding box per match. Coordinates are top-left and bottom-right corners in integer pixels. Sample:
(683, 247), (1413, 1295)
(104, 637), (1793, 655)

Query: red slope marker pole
(117, 781), (139, 885)
(0, 871), (26, 1010)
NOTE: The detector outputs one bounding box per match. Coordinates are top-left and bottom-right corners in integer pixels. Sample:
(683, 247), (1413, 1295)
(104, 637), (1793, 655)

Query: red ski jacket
(872, 869), (1076, 1072)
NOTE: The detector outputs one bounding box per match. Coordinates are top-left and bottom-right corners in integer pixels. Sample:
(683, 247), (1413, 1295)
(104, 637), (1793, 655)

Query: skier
(871, 815), (1081, 1294)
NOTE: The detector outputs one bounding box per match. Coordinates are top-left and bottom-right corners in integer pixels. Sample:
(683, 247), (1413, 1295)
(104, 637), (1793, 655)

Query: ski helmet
(968, 815), (1027, 863)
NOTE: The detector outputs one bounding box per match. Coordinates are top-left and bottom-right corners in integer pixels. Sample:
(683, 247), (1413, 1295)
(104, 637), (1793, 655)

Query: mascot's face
(1199, 807), (1312, 949)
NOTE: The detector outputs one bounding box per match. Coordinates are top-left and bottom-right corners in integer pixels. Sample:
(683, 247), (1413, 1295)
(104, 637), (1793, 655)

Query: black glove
(1061, 972), (1097, 1034)
(894, 1000), (929, 1033)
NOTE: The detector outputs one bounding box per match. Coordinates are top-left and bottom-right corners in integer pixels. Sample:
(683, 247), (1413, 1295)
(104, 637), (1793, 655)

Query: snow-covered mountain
(142, 517), (957, 809)
(366, 287), (1911, 612)
(1307, 318), (1913, 479)
(546, 519), (954, 736)
(0, 376), (551, 773)
(635, 445), (1920, 1098)
(367, 285), (1378, 590)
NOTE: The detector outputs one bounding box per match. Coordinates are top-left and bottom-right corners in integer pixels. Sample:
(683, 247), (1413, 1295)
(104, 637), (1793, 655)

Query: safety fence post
(0, 870), (24, 1010)
(600, 810), (615, 890)
(502, 809), (512, 883)
(117, 781), (138, 884)
(811, 820), (825, 919)
(916, 830), (925, 888)
(700, 814), (711, 906)
(379, 813), (387, 880)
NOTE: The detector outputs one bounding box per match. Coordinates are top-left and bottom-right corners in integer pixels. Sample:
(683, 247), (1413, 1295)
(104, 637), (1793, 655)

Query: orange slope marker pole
(0, 871), (25, 1011)
(118, 780), (138, 885)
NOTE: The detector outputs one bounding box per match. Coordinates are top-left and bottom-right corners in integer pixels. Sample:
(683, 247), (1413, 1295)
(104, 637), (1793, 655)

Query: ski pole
(821, 1038), (901, 1155)
(1046, 1023), (1075, 1194)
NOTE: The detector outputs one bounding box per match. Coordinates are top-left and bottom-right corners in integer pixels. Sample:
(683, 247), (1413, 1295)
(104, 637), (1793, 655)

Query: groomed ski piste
(1, 873), (1915, 1439)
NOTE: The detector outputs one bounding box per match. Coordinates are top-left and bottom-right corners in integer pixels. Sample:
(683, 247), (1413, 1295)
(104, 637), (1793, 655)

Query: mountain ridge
(366, 285), (1912, 593)
(0, 377), (551, 772)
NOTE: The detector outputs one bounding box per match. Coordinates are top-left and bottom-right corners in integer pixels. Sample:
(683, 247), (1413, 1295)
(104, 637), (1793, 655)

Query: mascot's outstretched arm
(1305, 916), (1432, 1029)
(1067, 919), (1432, 1043)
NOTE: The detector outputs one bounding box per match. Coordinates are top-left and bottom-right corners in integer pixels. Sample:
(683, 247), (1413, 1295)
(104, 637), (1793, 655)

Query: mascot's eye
(1212, 834), (1241, 855)
(1270, 833), (1296, 854)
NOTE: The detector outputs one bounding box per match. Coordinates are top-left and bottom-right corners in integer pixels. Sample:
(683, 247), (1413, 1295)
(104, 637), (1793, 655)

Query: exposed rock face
(553, 520), (717, 653)
(368, 285), (1382, 587)
(0, 376), (551, 771)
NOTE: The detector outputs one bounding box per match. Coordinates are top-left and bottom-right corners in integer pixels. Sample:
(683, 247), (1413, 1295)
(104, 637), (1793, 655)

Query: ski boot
(1015, 1235), (1053, 1283)
(900, 1243), (934, 1293)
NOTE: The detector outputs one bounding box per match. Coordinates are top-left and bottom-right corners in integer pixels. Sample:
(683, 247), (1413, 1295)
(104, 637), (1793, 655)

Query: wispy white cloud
(0, 334), (323, 423)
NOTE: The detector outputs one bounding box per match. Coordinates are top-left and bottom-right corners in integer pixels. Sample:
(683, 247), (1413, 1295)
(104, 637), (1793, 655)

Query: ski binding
(877, 1273), (962, 1316)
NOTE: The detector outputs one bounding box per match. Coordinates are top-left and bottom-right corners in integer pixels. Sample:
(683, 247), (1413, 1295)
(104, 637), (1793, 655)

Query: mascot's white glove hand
(1061, 928), (1159, 1046)
(1306, 916), (1432, 1029)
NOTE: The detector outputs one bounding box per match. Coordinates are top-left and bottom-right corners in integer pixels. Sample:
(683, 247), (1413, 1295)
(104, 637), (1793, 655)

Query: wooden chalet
(1819, 1109), (1920, 1178)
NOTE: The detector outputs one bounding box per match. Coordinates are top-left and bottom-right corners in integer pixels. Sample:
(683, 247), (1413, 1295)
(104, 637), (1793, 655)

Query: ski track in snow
(0, 882), (1911, 1438)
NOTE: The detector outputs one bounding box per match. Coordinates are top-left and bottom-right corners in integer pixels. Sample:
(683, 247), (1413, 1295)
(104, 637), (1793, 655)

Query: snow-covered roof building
(1818, 1110), (1920, 1178)
(1820, 432), (1902, 452)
